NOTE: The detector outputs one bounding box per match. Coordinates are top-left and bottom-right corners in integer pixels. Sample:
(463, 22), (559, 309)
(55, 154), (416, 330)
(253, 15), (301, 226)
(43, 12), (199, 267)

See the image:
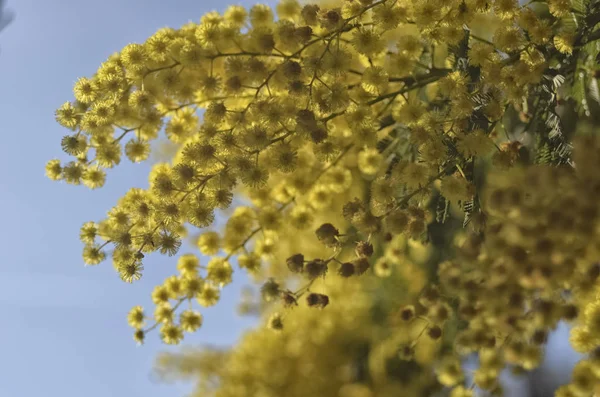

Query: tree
(47, 0), (600, 395)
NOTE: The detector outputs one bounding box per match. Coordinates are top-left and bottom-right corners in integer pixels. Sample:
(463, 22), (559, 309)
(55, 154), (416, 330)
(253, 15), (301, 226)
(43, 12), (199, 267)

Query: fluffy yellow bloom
(207, 257), (233, 286)
(358, 148), (383, 176)
(127, 306), (145, 329)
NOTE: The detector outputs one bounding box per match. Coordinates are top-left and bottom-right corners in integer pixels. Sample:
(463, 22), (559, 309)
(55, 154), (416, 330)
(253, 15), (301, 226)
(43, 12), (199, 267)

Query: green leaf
(588, 77), (600, 105)
(571, 70), (590, 116)
(462, 199), (474, 228)
(571, 0), (589, 14)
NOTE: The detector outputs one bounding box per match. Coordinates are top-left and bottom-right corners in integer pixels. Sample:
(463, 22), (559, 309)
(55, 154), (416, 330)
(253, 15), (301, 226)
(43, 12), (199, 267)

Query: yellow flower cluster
(47, 0), (600, 394)
(155, 269), (440, 397)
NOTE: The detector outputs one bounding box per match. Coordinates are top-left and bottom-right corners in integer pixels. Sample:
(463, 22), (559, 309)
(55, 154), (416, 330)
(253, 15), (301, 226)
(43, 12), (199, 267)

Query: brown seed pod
(294, 26), (312, 43)
(315, 223), (340, 246)
(306, 293), (329, 308)
(286, 253), (304, 273)
(338, 262), (355, 278)
(562, 304), (579, 321)
(399, 305), (415, 322)
(281, 291), (298, 307)
(353, 257), (370, 275)
(355, 241), (374, 258)
(304, 259), (328, 279)
(310, 126), (328, 144)
(427, 325), (443, 340)
(260, 278), (280, 302)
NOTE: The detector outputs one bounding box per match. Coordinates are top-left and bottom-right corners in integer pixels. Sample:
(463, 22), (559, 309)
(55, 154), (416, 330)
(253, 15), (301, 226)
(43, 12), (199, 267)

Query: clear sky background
(0, 1), (583, 397)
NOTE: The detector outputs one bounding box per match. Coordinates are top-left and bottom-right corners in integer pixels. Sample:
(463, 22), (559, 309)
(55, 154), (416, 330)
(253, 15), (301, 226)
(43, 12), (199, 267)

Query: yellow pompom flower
(493, 0), (518, 19)
(224, 5), (247, 27)
(164, 276), (184, 299)
(276, 0), (300, 20)
(83, 245), (106, 265)
(207, 258), (233, 286)
(73, 77), (97, 104)
(570, 326), (599, 353)
(151, 285), (171, 305)
(180, 310), (203, 332)
(125, 139), (151, 163)
(398, 163), (430, 189)
(160, 323), (183, 345)
(468, 42), (493, 67)
(183, 276), (204, 298)
(358, 148), (383, 176)
(440, 175), (471, 203)
(238, 252), (262, 273)
(456, 131), (494, 158)
(554, 31), (575, 55)
(79, 222), (97, 244)
(120, 43), (148, 70)
(324, 166), (353, 193)
(396, 34), (423, 60)
(361, 66), (389, 95)
(449, 386), (473, 397)
(177, 254), (200, 278)
(154, 303), (174, 324)
(393, 100), (426, 126)
(548, 0), (572, 17)
(45, 159), (63, 181)
(55, 102), (79, 129)
(197, 231), (221, 255)
(570, 361), (598, 396)
(82, 168), (106, 189)
(197, 284), (220, 307)
(584, 302), (600, 334)
(289, 205), (314, 229)
(62, 161), (84, 184)
(127, 305), (145, 329)
(250, 4), (273, 27)
(493, 25), (524, 52)
(437, 356), (464, 387)
(96, 142), (122, 168)
(352, 29), (386, 56)
(374, 258), (392, 277)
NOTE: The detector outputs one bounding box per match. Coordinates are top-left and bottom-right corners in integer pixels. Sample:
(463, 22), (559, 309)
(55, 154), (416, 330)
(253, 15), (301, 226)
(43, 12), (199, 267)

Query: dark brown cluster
(286, 253), (304, 273)
(304, 259), (328, 279)
(355, 241), (374, 257)
(315, 223), (340, 247)
(306, 293), (329, 309)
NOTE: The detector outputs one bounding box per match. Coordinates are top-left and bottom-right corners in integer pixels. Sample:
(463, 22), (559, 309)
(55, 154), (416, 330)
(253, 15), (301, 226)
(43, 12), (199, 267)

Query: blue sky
(0, 1), (266, 396)
(0, 1), (584, 396)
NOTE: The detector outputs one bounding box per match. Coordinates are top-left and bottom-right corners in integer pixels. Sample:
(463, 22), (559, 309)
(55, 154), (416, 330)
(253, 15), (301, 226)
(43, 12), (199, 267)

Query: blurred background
(0, 1), (583, 396)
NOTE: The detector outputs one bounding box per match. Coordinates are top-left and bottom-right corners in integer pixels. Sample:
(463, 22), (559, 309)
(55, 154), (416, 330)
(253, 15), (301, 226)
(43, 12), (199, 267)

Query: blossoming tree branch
(48, 0), (600, 395)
